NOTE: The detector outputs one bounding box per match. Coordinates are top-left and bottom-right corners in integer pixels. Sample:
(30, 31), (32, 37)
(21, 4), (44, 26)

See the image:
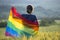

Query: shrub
(0, 21), (7, 27)
(40, 18), (55, 26)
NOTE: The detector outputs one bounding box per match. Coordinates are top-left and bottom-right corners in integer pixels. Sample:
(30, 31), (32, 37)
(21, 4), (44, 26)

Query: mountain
(0, 5), (60, 20)
(0, 5), (25, 19)
(0, 5), (10, 19)
(34, 6), (60, 19)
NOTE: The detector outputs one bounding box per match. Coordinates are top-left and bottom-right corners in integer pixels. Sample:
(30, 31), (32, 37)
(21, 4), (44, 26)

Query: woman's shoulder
(31, 14), (36, 17)
(22, 14), (36, 17)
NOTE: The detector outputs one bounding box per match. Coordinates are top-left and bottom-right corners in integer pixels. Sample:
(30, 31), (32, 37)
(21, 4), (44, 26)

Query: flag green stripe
(7, 21), (36, 35)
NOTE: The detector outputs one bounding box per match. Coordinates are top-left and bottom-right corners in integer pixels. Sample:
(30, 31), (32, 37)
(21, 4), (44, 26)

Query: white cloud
(0, 0), (60, 10)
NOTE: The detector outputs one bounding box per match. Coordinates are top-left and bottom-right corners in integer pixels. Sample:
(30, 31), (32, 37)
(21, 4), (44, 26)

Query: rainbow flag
(5, 7), (39, 37)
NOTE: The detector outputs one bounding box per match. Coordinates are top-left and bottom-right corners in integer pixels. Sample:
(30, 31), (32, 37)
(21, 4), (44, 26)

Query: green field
(0, 20), (60, 40)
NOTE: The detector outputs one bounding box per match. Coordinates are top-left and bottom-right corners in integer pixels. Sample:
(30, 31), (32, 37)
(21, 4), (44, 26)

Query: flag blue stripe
(6, 26), (31, 37)
(6, 26), (20, 37)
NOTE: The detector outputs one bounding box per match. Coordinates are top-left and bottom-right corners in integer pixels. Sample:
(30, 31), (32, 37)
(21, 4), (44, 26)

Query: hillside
(0, 5), (60, 20)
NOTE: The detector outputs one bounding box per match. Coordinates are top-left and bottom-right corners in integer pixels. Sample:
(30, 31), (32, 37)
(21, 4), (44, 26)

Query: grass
(40, 25), (60, 32)
(0, 20), (60, 40)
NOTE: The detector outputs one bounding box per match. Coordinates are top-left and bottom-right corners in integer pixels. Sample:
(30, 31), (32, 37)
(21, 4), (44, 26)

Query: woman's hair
(27, 5), (33, 14)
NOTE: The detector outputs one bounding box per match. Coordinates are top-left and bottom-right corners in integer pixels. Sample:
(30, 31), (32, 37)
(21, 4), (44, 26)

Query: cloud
(0, 0), (60, 10)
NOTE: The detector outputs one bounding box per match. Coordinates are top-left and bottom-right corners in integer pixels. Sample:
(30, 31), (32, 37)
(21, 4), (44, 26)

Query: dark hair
(27, 5), (33, 14)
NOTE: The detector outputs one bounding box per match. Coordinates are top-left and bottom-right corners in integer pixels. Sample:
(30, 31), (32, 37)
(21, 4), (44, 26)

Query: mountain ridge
(0, 5), (60, 20)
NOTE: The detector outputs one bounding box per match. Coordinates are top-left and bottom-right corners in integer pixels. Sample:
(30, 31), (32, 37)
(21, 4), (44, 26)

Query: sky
(0, 0), (60, 10)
